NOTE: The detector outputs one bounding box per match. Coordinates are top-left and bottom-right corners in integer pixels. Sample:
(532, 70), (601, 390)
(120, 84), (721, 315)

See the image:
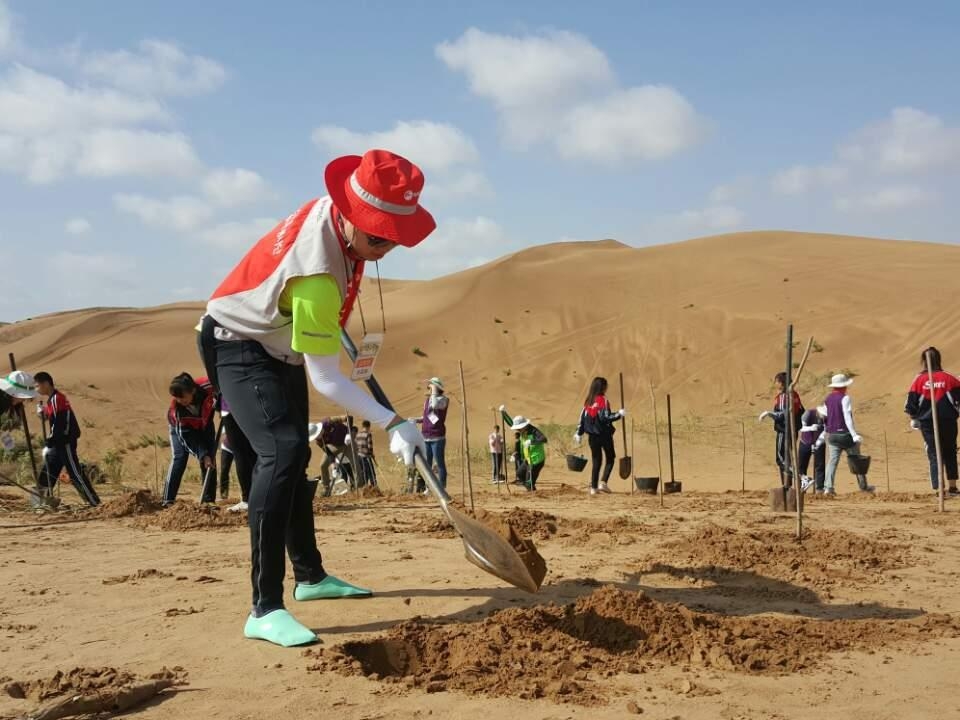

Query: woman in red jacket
(575, 377), (625, 495)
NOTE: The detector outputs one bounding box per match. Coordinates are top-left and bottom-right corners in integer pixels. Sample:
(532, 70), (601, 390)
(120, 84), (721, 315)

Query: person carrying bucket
(197, 149), (434, 648)
(574, 377), (625, 496)
(904, 346), (960, 495)
(813, 373), (874, 495)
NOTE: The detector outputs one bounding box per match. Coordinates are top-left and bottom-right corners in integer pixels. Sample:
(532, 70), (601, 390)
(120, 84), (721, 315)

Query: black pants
(220, 413), (254, 501)
(215, 337), (325, 616)
(588, 432), (616, 489)
(39, 442), (100, 506)
(357, 456), (376, 486)
(920, 420), (959, 489)
(491, 452), (502, 481)
(518, 460), (544, 489)
(798, 441), (826, 491)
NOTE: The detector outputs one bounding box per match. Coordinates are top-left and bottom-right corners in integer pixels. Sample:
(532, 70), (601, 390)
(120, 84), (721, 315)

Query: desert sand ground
(2, 232), (960, 718)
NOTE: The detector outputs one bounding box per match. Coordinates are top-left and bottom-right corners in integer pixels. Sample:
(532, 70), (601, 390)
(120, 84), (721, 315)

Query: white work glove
(35, 403), (44, 417)
(42, 446), (52, 459)
(509, 453), (516, 462)
(388, 421), (426, 467)
(910, 419), (920, 430)
(851, 434), (862, 445)
(573, 433), (582, 446)
(498, 404), (506, 413)
(618, 408), (627, 417)
(758, 411), (772, 422)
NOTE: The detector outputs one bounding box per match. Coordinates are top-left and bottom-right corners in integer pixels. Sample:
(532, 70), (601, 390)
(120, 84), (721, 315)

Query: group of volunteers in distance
(3, 147), (959, 649)
(759, 347), (960, 497)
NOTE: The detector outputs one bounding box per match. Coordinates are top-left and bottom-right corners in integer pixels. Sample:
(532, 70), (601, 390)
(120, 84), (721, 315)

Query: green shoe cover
(294, 574), (373, 601)
(243, 610), (317, 647)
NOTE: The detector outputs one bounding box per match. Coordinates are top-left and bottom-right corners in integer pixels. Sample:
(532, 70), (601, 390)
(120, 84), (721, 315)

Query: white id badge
(351, 333), (384, 381)
(428, 412), (440, 424)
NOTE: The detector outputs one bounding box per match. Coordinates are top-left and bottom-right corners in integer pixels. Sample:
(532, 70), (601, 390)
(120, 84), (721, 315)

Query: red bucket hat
(324, 149), (436, 248)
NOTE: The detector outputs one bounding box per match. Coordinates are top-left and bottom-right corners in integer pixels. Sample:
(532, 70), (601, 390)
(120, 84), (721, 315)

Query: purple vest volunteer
(422, 395), (448, 440)
(824, 392), (849, 434)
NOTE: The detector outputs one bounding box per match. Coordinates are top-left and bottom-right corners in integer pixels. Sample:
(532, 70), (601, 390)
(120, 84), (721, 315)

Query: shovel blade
(413, 454), (540, 593)
(447, 503), (541, 593)
(618, 456), (633, 480)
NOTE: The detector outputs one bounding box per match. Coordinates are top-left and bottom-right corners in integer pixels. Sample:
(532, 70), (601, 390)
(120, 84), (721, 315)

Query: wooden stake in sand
(883, 430), (891, 493)
(783, 325), (801, 541)
(925, 350), (946, 513)
(649, 383), (664, 508)
(7, 352), (41, 484)
(458, 361), (475, 511)
(740, 420), (747, 493)
(787, 333), (813, 541)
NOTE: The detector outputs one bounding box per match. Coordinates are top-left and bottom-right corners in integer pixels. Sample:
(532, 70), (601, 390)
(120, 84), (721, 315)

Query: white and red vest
(206, 197), (361, 364)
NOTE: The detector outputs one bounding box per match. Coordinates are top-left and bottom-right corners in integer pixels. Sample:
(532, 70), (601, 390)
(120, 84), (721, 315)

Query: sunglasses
(338, 215), (395, 250)
(364, 231), (395, 249)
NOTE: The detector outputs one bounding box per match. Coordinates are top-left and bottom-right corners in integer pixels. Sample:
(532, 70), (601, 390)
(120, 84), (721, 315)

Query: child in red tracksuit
(33, 372), (100, 507)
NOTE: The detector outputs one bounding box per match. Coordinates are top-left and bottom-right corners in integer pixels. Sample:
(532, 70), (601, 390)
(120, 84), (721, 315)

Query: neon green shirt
(278, 274), (342, 357)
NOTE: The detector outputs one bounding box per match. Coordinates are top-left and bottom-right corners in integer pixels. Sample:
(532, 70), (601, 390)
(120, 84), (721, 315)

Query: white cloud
(312, 120), (478, 173)
(708, 177), (753, 205)
(76, 129), (202, 178)
(0, 1), (15, 56)
(424, 169), (494, 203)
(556, 86), (705, 164)
(436, 28), (613, 146)
(114, 193), (215, 231)
(0, 65), (168, 136)
(65, 217), (91, 235)
(80, 39), (226, 97)
(50, 252), (136, 286)
(771, 163), (847, 195)
(839, 107), (960, 174)
(197, 217), (278, 250)
(202, 168), (270, 207)
(416, 216), (510, 275)
(437, 28), (703, 164)
(835, 185), (937, 212)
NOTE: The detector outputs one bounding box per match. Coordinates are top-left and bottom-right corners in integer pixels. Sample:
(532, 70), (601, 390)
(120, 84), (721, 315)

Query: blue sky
(2, 0), (958, 321)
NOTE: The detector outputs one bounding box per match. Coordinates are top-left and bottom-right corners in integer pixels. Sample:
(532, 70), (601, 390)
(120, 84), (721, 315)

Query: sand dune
(2, 231), (956, 483)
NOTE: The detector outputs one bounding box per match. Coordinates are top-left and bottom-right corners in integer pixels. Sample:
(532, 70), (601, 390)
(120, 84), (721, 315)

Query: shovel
(0, 470), (60, 509)
(618, 372), (632, 479)
(340, 330), (541, 593)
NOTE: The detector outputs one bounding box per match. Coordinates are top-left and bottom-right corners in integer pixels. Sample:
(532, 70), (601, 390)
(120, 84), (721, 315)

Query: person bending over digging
(197, 149), (433, 647)
(904, 346), (960, 495)
(813, 373), (874, 495)
(759, 372), (804, 488)
(575, 376), (625, 496)
(798, 405), (827, 494)
(34, 372), (99, 507)
(0, 370), (37, 422)
(163, 372), (217, 506)
(507, 415), (547, 492)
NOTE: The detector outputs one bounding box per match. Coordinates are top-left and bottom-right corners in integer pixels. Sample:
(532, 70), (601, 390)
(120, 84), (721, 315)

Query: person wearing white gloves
(197, 149), (435, 648)
(575, 377), (625, 495)
(758, 372), (804, 488)
(813, 373), (873, 495)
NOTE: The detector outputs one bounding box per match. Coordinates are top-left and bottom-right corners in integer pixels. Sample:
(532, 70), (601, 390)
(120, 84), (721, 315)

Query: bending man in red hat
(199, 149), (435, 647)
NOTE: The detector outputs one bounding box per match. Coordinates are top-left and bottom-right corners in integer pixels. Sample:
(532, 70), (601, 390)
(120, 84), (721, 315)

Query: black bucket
(634, 476), (659, 494)
(664, 481), (682, 494)
(847, 454), (871, 475)
(566, 454), (588, 472)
